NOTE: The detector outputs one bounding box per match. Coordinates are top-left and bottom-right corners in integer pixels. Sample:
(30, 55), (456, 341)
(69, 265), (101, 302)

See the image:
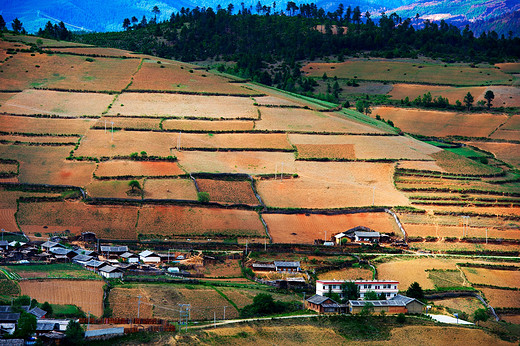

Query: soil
(318, 267), (373, 280)
(142, 178), (198, 200)
(479, 288), (520, 308)
(162, 119), (254, 132)
(95, 160), (185, 178)
(0, 115), (95, 135)
(462, 267), (520, 288)
(196, 179), (259, 205)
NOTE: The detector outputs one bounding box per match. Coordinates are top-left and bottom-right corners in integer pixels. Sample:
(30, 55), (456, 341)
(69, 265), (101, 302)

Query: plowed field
(162, 119), (254, 132)
(93, 117), (162, 130)
(108, 93), (258, 119)
(143, 178), (198, 200)
(176, 133), (293, 150)
(136, 205), (265, 238)
(86, 179), (143, 199)
(95, 160), (185, 178)
(0, 89), (112, 117)
(263, 212), (399, 244)
(296, 144), (356, 159)
(480, 288), (520, 308)
(388, 84), (486, 104)
(196, 179), (259, 205)
(465, 141), (520, 169)
(0, 115), (95, 135)
(461, 267), (520, 288)
(19, 280), (104, 317)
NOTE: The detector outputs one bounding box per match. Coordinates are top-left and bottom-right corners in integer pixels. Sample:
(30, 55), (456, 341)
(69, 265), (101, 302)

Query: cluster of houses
(305, 279), (424, 315)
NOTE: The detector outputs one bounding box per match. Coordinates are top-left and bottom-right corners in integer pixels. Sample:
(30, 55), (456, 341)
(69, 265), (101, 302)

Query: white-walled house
(316, 280), (399, 299)
(98, 265), (123, 279)
(139, 250), (161, 264)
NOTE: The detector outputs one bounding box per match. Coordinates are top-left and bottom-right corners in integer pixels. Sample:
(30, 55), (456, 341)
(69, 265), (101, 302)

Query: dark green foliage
(13, 312), (36, 339)
(484, 90), (495, 109)
(396, 313), (406, 323)
(37, 21), (72, 41)
(474, 308), (490, 325)
(11, 18), (23, 33)
(64, 320), (85, 345)
(0, 15), (6, 31)
(197, 191), (210, 203)
(360, 302), (374, 316)
(240, 293), (297, 318)
(464, 92), (474, 110)
(41, 302), (53, 316)
(406, 282), (424, 300)
(128, 180), (141, 191)
(341, 281), (360, 302)
(364, 291), (378, 300)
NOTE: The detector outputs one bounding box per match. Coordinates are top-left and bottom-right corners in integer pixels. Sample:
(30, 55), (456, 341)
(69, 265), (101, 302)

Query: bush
(396, 313), (406, 323)
(240, 293), (298, 318)
(197, 191), (210, 203)
(85, 57), (94, 62)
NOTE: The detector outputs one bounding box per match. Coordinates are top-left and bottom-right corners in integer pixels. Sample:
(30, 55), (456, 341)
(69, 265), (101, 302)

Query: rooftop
(100, 246), (128, 253)
(274, 261), (300, 267)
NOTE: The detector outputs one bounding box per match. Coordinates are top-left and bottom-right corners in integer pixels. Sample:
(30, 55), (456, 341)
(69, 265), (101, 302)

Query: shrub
(396, 313), (406, 323)
(85, 57), (94, 62)
(197, 191), (210, 203)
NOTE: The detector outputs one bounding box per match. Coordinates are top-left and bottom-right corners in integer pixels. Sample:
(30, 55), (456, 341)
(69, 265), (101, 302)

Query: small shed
(139, 250), (161, 264)
(389, 294), (425, 314)
(100, 246), (128, 259)
(84, 327), (124, 340)
(120, 252), (139, 263)
(98, 265), (123, 279)
(84, 260), (108, 272)
(0, 313), (20, 324)
(28, 307), (47, 319)
(252, 263), (276, 272)
(40, 241), (64, 251)
(305, 295), (346, 314)
(72, 254), (94, 265)
(353, 231), (380, 243)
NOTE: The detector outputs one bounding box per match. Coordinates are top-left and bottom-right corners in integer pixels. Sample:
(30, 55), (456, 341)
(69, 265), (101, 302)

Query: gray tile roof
(389, 294), (425, 305)
(354, 231), (380, 237)
(50, 247), (73, 255)
(0, 313), (20, 322)
(99, 265), (121, 273)
(84, 327), (124, 338)
(72, 254), (93, 262)
(84, 260), (106, 268)
(120, 252), (137, 258)
(306, 294), (333, 305)
(29, 307), (47, 319)
(274, 261), (300, 267)
(349, 300), (405, 307)
(139, 250), (158, 257)
(100, 246), (128, 253)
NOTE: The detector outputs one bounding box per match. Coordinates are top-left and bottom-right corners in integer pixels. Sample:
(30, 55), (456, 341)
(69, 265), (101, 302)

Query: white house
(274, 261), (300, 272)
(120, 252), (139, 263)
(316, 280), (399, 299)
(98, 265), (123, 279)
(139, 250), (161, 264)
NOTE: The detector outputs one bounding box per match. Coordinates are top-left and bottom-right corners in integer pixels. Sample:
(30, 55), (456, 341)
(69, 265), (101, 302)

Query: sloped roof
(29, 307), (47, 319)
(306, 294), (333, 305)
(274, 261), (300, 267)
(50, 247), (73, 255)
(41, 241), (63, 248)
(349, 300), (405, 307)
(85, 327), (124, 338)
(120, 252), (138, 258)
(0, 313), (20, 322)
(354, 231), (380, 238)
(99, 265), (122, 273)
(100, 246), (128, 253)
(346, 226), (375, 233)
(84, 260), (106, 268)
(72, 254), (93, 262)
(139, 250), (158, 257)
(389, 294), (425, 305)
(36, 322), (57, 331)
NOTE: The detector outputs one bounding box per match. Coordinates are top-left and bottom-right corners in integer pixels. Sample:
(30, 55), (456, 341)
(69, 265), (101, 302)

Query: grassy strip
(211, 286), (240, 312)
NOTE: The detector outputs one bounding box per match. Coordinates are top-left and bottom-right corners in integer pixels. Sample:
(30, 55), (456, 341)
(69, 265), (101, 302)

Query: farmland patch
(93, 117), (162, 131)
(388, 84), (486, 104)
(196, 179), (259, 205)
(143, 178), (198, 200)
(95, 160), (184, 178)
(480, 288), (520, 308)
(461, 267), (520, 288)
(162, 119), (254, 132)
(464, 142), (520, 169)
(0, 115), (95, 135)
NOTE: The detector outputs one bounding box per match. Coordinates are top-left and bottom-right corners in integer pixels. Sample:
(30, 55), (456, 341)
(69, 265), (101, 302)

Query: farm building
(84, 259), (108, 272)
(0, 313), (20, 324)
(28, 307), (47, 319)
(120, 252), (139, 263)
(100, 246), (128, 259)
(40, 241), (64, 251)
(353, 231), (380, 243)
(139, 250), (161, 263)
(349, 295), (424, 315)
(316, 280), (399, 299)
(72, 254), (94, 265)
(49, 247), (75, 259)
(99, 265), (123, 279)
(84, 327), (124, 340)
(334, 226), (381, 244)
(252, 263), (276, 272)
(274, 261), (301, 272)
(305, 295), (347, 314)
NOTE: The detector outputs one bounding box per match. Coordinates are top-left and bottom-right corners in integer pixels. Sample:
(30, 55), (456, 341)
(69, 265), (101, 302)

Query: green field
(2, 263), (101, 280)
(303, 60), (513, 86)
(445, 147), (489, 158)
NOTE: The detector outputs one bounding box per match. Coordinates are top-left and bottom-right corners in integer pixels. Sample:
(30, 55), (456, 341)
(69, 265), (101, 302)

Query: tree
(360, 302), (374, 316)
(152, 6), (161, 20)
(378, 292), (387, 300)
(463, 92), (474, 111)
(0, 15), (6, 31)
(473, 308), (489, 326)
(484, 90), (494, 109)
(41, 301), (53, 316)
(364, 291), (378, 300)
(341, 281), (360, 302)
(406, 282), (424, 300)
(11, 18), (23, 33)
(396, 312), (406, 323)
(128, 180), (141, 191)
(355, 100), (365, 113)
(13, 312), (36, 339)
(123, 18), (131, 30)
(64, 320), (85, 345)
(197, 191), (210, 203)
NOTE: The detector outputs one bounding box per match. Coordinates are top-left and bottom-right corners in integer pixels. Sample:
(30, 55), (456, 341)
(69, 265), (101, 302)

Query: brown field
(253, 95), (305, 107)
(109, 287), (153, 319)
(480, 288), (520, 308)
(95, 160), (185, 178)
(0, 208), (19, 233)
(0, 115), (95, 135)
(289, 134), (439, 160)
(0, 134), (77, 144)
(162, 119), (254, 132)
(465, 141), (520, 169)
(136, 205), (265, 238)
(318, 267), (373, 280)
(496, 63), (520, 74)
(0, 39), (31, 51)
(296, 144), (356, 159)
(388, 84), (486, 104)
(85, 179), (143, 199)
(93, 117), (162, 130)
(129, 59), (257, 95)
(0, 92), (17, 105)
(485, 86), (520, 107)
(431, 150), (502, 175)
(399, 212), (520, 229)
(142, 178), (198, 200)
(500, 314), (520, 324)
(461, 267), (520, 288)
(0, 144), (95, 186)
(373, 106), (508, 138)
(433, 297), (485, 318)
(202, 259), (243, 278)
(377, 257), (460, 290)
(108, 92), (258, 119)
(302, 59), (512, 86)
(0, 89), (112, 117)
(175, 151), (296, 175)
(19, 280), (104, 317)
(17, 201), (139, 239)
(397, 160), (446, 172)
(0, 52), (139, 91)
(404, 224), (520, 240)
(255, 107), (384, 134)
(257, 161), (409, 208)
(196, 179), (259, 205)
(410, 242), (520, 252)
(491, 115), (520, 141)
(263, 212), (399, 244)
(176, 133), (293, 150)
(0, 162), (18, 173)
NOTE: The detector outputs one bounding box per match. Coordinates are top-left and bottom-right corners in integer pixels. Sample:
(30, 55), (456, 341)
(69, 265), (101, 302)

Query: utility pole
(137, 295), (141, 319)
(214, 311), (216, 328)
(87, 311), (90, 331)
(281, 162), (284, 180)
(264, 238), (267, 252)
(223, 306), (226, 320)
(486, 228), (488, 244)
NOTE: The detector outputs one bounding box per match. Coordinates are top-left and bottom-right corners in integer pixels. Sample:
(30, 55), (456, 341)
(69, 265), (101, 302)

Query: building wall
(316, 281), (398, 299)
(406, 301), (424, 314)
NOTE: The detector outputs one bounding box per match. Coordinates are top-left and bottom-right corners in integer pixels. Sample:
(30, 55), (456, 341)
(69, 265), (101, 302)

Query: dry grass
(109, 287), (153, 318)
(318, 267), (373, 280)
(461, 267), (520, 288)
(142, 178), (198, 200)
(3, 34), (92, 47)
(17, 201), (139, 239)
(93, 117), (162, 131)
(263, 212), (399, 244)
(433, 297), (485, 317)
(432, 150), (502, 175)
(85, 179), (144, 199)
(108, 93), (258, 119)
(373, 106), (508, 138)
(257, 161), (409, 208)
(255, 107), (384, 133)
(397, 160), (446, 172)
(162, 119), (254, 132)
(0, 52), (138, 91)
(296, 144), (356, 159)
(19, 280), (104, 317)
(95, 160), (184, 178)
(0, 115), (95, 135)
(0, 134), (78, 144)
(302, 60), (512, 86)
(388, 84), (487, 104)
(404, 224), (520, 240)
(465, 141), (520, 169)
(175, 133), (293, 150)
(491, 115), (520, 141)
(480, 288), (520, 308)
(0, 89), (113, 117)
(136, 205), (265, 238)
(196, 179), (259, 205)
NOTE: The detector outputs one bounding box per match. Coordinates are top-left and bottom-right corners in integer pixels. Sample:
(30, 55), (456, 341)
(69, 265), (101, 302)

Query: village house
(120, 252), (139, 263)
(139, 250), (161, 264)
(40, 241), (64, 252)
(304, 295), (347, 314)
(99, 246), (128, 259)
(84, 259), (108, 272)
(349, 295), (424, 314)
(333, 226), (384, 244)
(316, 280), (399, 299)
(252, 263), (276, 272)
(72, 254), (94, 265)
(274, 261), (301, 272)
(98, 265), (123, 279)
